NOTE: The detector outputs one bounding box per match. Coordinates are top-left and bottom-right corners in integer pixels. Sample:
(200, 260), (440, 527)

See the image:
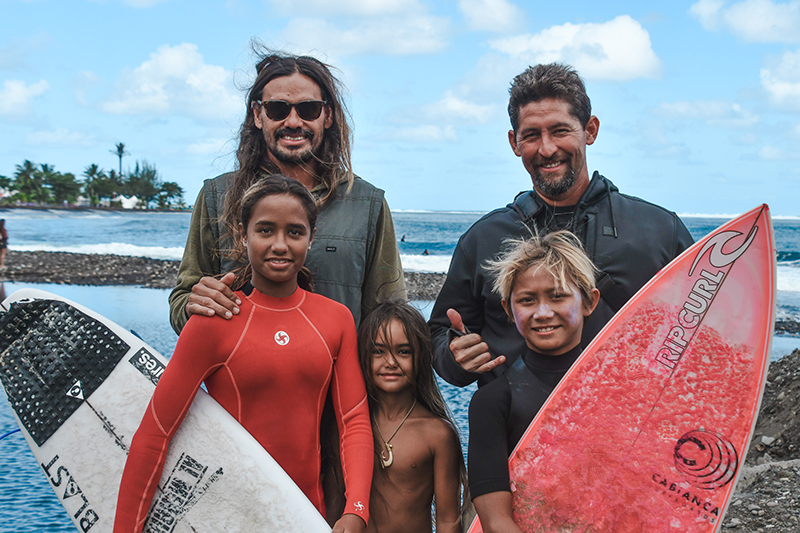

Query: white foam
(778, 264), (800, 293)
(400, 254), (451, 273)
(11, 243), (184, 261)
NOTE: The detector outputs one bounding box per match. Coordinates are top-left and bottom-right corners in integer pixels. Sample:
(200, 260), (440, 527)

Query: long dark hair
(233, 174), (318, 291)
(358, 300), (470, 522)
(222, 44), (353, 250)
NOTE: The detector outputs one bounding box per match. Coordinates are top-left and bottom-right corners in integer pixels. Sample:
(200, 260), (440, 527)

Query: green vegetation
(0, 154), (186, 210)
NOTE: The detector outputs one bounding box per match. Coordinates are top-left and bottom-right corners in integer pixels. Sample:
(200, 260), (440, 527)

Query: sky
(2, 0), (800, 216)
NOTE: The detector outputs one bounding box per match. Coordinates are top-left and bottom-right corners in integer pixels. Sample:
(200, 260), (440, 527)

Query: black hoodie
(429, 172), (694, 388)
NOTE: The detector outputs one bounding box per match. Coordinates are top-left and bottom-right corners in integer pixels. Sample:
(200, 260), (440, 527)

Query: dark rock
(1, 251), (447, 300)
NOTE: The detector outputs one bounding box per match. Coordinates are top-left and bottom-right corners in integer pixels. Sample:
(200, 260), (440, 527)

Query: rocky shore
(3, 250), (800, 529)
(0, 251), (447, 301)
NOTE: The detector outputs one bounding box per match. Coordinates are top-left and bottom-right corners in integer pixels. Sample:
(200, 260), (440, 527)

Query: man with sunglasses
(169, 49), (405, 335)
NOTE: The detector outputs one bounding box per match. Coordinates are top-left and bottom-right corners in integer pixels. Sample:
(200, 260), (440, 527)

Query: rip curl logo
(674, 429), (738, 490)
(655, 222), (759, 372)
(354, 501), (365, 512)
(274, 331), (290, 346)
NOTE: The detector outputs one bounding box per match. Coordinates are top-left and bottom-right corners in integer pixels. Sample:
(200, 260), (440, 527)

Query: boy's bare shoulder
(413, 405), (459, 444)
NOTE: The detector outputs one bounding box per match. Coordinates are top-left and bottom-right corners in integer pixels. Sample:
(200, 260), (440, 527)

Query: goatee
(533, 163), (576, 198)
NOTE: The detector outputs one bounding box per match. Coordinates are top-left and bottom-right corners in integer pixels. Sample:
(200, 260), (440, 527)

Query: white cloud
(386, 125), (458, 142)
(758, 145), (798, 159)
(101, 43), (240, 120)
(489, 15), (662, 81)
(459, 0), (524, 33)
(0, 79), (49, 117)
(187, 138), (229, 155)
(690, 0), (727, 28)
(422, 91), (496, 124)
(282, 14), (449, 56)
(690, 0), (800, 43)
(761, 49), (800, 108)
(269, 0), (412, 16)
(26, 128), (95, 147)
(657, 100), (759, 127)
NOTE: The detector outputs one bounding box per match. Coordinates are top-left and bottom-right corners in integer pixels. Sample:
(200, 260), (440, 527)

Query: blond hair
(485, 230), (598, 309)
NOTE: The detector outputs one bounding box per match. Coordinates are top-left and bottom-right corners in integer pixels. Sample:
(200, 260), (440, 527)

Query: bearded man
(429, 62), (693, 388)
(170, 49), (405, 334)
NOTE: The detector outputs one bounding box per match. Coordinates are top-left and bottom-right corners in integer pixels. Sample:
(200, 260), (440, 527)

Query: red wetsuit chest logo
(274, 331), (290, 345)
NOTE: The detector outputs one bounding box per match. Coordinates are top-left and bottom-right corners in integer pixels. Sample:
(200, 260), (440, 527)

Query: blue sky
(2, 0), (799, 215)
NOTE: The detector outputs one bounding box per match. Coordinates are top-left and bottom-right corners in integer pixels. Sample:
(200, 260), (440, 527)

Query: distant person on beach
(169, 46), (405, 334)
(116, 176), (373, 533)
(429, 62), (693, 388)
(0, 219), (7, 269)
(468, 231), (599, 532)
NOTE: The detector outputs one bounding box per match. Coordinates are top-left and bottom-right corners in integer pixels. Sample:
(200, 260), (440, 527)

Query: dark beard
(269, 128), (317, 164)
(532, 162), (576, 198)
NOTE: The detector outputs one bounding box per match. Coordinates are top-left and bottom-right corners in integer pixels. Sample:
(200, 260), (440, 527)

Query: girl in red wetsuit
(114, 175), (373, 533)
(358, 301), (469, 533)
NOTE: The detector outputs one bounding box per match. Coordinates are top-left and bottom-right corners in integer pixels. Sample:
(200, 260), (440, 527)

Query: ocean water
(2, 207), (800, 530)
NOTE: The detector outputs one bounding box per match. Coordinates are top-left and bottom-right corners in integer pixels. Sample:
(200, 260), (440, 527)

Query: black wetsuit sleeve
(468, 378), (513, 499)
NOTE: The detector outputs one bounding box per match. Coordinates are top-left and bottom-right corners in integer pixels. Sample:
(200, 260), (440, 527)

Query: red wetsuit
(114, 285), (373, 532)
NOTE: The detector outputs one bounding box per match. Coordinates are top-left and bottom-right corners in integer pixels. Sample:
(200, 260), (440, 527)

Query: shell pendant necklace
(374, 398), (416, 469)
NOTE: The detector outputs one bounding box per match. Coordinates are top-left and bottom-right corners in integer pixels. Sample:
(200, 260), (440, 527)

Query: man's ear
(584, 116), (600, 146)
(253, 104), (264, 130)
(508, 129), (521, 156)
(323, 105), (333, 130)
(583, 288), (601, 317)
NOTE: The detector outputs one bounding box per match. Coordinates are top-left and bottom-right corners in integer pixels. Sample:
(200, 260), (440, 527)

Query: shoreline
(3, 251), (799, 333)
(0, 251), (447, 301)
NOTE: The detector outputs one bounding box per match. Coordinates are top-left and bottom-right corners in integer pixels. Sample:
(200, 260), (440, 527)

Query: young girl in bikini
(358, 301), (468, 533)
(114, 175), (373, 533)
(468, 230), (600, 533)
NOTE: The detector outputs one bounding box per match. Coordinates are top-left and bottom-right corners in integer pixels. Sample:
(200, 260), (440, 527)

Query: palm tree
(13, 160), (44, 203)
(34, 164), (55, 204)
(110, 142), (128, 177)
(158, 181), (185, 209)
(83, 164), (103, 206)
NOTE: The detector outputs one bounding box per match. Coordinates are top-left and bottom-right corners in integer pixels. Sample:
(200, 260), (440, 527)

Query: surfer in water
(467, 230), (599, 532)
(358, 301), (469, 533)
(114, 175), (373, 533)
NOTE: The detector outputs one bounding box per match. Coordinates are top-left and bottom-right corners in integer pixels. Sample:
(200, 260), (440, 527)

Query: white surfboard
(0, 288), (331, 532)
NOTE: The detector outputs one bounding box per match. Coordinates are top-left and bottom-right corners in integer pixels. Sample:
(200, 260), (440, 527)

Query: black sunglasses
(255, 99), (327, 121)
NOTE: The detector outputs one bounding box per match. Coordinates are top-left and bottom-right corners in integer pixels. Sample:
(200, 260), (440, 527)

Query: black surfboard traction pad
(0, 299), (130, 446)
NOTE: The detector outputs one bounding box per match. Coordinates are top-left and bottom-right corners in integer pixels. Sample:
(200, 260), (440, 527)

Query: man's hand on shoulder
(447, 308), (506, 374)
(185, 272), (241, 320)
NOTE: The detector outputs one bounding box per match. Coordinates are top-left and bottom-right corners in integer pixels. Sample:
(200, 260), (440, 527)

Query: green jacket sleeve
(360, 198), (406, 318)
(168, 188), (221, 334)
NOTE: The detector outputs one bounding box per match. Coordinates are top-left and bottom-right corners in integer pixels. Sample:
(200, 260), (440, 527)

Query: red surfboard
(468, 205), (775, 532)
